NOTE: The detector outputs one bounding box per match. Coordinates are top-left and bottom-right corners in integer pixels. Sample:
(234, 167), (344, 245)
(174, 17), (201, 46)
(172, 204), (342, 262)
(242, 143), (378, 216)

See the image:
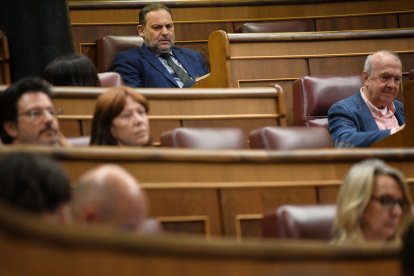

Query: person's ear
(362, 71), (369, 86)
(3, 121), (17, 139)
(137, 25), (145, 37)
(80, 205), (99, 224)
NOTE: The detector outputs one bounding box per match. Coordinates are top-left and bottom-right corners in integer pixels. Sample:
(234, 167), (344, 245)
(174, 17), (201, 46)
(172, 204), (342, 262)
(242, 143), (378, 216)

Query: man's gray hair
(363, 50), (401, 76)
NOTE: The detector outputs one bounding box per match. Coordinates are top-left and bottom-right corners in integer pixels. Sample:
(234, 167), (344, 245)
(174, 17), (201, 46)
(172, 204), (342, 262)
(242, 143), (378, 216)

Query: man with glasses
(0, 77), (67, 146)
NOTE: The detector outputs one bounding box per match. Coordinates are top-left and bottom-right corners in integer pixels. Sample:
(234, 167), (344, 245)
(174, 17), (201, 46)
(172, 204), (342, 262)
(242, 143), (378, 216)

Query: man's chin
(38, 134), (59, 145)
(156, 43), (173, 52)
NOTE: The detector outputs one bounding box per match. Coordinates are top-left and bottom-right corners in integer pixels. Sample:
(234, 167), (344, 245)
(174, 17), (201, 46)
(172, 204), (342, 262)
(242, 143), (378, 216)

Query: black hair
(0, 152), (71, 213)
(43, 53), (101, 87)
(0, 77), (52, 144)
(139, 3), (172, 26)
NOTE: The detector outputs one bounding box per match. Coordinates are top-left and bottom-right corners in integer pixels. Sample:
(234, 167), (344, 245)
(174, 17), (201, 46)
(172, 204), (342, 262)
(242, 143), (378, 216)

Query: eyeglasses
(18, 107), (63, 121)
(371, 194), (409, 210)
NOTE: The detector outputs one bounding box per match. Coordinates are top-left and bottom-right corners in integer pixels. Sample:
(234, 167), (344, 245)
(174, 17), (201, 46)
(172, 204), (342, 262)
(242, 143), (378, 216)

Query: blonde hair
(332, 159), (412, 245)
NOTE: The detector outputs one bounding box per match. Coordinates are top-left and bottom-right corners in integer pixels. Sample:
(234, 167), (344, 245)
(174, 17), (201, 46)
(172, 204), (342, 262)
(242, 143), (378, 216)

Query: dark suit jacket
(112, 45), (209, 88)
(328, 91), (405, 148)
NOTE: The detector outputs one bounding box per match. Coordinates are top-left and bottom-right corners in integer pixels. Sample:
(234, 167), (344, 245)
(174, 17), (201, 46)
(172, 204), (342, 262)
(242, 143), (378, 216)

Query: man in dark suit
(112, 4), (209, 88)
(328, 50), (405, 147)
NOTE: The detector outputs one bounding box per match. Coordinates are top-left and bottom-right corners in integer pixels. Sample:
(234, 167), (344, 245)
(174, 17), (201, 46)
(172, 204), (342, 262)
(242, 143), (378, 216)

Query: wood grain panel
(229, 59), (308, 81)
(1, 146), (414, 238)
(398, 12), (414, 28)
(69, 1), (414, 23)
(308, 56), (366, 75)
(315, 14), (398, 31)
(146, 189), (221, 236)
(46, 86), (286, 142)
(0, 198), (403, 276)
(220, 187), (317, 236)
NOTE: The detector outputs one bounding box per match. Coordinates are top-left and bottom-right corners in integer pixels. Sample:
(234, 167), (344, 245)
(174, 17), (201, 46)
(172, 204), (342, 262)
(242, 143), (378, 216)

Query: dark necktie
(160, 53), (194, 88)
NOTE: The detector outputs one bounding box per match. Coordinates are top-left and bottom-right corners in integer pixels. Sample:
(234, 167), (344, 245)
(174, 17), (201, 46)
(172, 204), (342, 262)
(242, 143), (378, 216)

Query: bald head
(362, 50), (402, 109)
(363, 50), (401, 77)
(71, 164), (148, 231)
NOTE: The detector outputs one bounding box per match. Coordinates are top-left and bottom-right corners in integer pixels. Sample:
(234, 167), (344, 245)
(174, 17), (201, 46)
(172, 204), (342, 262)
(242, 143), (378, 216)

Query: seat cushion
(96, 36), (144, 72)
(98, 72), (124, 87)
(161, 127), (248, 149)
(249, 126), (334, 150)
(262, 204), (336, 240)
(292, 75), (363, 127)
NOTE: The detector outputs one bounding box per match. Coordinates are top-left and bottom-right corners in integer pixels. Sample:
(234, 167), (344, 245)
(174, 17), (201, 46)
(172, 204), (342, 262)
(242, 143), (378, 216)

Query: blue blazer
(328, 92), (405, 148)
(112, 45), (209, 88)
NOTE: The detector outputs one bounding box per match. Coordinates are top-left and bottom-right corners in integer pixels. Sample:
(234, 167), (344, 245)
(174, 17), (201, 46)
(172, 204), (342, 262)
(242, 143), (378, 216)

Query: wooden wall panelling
(1, 146), (414, 238)
(399, 12), (414, 28)
(69, 1), (414, 23)
(145, 188), (221, 236)
(220, 186), (318, 238)
(200, 29), (414, 124)
(0, 198), (403, 276)
(315, 14), (399, 31)
(69, 1), (414, 69)
(48, 86), (286, 143)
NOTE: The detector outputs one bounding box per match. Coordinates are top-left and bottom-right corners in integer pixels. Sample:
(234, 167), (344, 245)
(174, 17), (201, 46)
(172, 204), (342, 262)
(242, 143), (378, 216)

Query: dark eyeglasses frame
(18, 107), (63, 121)
(371, 194), (409, 210)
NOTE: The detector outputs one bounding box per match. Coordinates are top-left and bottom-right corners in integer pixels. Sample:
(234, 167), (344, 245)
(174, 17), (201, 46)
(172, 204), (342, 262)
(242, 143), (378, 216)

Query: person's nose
(390, 203), (403, 217)
(42, 110), (55, 123)
(161, 26), (169, 35)
(131, 112), (144, 125)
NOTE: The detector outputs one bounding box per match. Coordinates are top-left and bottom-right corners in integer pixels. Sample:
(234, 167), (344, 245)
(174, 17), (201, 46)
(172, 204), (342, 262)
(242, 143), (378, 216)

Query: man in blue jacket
(328, 51), (405, 147)
(112, 4), (209, 88)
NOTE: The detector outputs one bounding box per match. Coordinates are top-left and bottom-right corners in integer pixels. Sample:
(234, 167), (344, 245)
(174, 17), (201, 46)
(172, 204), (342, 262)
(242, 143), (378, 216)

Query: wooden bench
(0, 201), (401, 276)
(48, 86), (286, 144)
(70, 0), (414, 70)
(1, 146), (414, 238)
(198, 28), (414, 124)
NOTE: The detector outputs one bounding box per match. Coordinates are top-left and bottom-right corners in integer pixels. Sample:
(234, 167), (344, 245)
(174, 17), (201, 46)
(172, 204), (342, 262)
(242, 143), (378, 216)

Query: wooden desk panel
(1, 146), (414, 238)
(48, 86), (287, 142)
(0, 200), (402, 276)
(69, 0), (414, 71)
(199, 29), (414, 124)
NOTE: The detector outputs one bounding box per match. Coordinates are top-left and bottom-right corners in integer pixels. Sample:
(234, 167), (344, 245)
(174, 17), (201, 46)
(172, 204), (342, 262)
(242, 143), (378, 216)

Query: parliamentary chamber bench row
(30, 86), (285, 144)
(2, 146), (414, 239)
(69, 0), (414, 74)
(87, 27), (414, 125)
(0, 199), (402, 276)
(196, 28), (414, 124)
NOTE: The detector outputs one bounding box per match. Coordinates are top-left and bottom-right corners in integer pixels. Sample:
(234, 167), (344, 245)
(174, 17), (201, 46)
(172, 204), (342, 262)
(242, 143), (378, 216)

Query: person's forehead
(123, 96), (144, 109)
(373, 174), (402, 195)
(18, 92), (52, 109)
(146, 9), (172, 24)
(372, 54), (402, 71)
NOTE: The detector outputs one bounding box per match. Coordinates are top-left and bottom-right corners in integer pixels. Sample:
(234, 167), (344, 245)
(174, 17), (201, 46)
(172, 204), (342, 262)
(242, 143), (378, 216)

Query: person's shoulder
(117, 47), (143, 57)
(394, 99), (404, 108)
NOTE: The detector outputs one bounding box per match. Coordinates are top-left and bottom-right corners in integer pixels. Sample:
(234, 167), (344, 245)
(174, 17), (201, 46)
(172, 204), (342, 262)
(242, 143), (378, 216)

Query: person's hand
(54, 131), (71, 147)
(396, 123), (406, 133)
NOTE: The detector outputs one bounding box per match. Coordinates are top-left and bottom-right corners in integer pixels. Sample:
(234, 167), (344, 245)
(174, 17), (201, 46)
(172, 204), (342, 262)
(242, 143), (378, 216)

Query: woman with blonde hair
(90, 86), (150, 146)
(332, 159), (412, 245)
